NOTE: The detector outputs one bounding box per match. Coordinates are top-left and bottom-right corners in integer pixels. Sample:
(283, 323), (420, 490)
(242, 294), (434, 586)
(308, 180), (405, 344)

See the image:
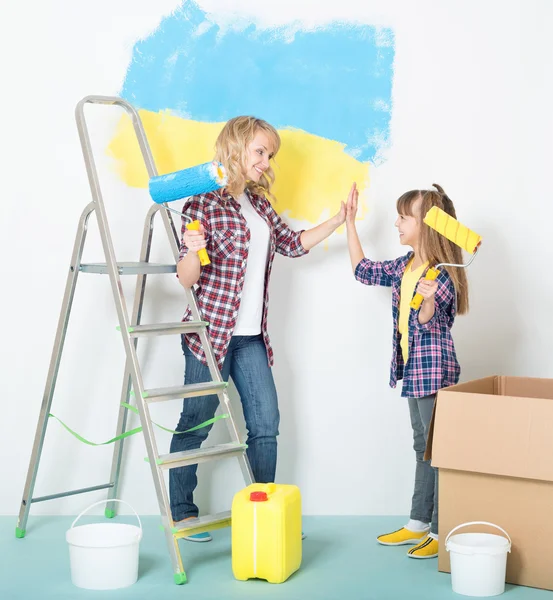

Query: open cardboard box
(425, 375), (553, 591)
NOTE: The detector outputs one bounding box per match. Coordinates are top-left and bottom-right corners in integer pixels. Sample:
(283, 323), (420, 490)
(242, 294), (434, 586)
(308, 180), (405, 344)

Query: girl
(345, 183), (469, 559)
(172, 116), (352, 540)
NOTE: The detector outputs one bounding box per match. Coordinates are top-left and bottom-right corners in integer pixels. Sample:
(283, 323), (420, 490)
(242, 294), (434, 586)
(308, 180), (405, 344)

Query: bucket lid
(446, 532), (510, 556)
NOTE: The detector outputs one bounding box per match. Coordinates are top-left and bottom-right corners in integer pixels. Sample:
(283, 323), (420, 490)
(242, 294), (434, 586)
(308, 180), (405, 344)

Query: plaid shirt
(179, 188), (308, 368)
(355, 252), (460, 398)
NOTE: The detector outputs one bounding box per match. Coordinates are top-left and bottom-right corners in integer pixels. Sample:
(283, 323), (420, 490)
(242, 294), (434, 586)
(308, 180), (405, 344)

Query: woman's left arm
(266, 186), (352, 256)
(300, 206), (345, 250)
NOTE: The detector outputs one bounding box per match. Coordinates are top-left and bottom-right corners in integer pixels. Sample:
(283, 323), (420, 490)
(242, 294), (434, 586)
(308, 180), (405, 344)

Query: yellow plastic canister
(231, 483), (302, 584)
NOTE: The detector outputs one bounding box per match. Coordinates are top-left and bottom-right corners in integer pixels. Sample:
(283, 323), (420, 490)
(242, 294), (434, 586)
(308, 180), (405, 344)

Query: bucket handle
(446, 521), (511, 551)
(71, 499), (142, 532)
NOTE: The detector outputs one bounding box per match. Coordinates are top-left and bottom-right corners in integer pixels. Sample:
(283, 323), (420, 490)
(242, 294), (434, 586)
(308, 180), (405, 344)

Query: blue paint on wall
(122, 1), (394, 163)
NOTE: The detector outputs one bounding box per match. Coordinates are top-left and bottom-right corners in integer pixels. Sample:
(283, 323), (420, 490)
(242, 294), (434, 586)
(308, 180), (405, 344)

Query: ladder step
(173, 511), (231, 537)
(156, 442), (247, 469)
(143, 381), (228, 403)
(121, 321), (208, 337)
(79, 262), (176, 275)
(31, 483), (114, 504)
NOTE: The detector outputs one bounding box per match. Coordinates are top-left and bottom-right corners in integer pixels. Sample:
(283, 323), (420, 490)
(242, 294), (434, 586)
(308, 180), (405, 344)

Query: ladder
(16, 95), (254, 585)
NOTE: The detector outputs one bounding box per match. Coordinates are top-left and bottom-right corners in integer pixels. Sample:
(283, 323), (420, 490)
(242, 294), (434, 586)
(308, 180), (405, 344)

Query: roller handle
(186, 220), (210, 266)
(410, 267), (440, 310)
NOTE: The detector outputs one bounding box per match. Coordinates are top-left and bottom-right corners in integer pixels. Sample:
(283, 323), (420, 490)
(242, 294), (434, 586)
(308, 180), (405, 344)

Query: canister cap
(250, 491), (268, 502)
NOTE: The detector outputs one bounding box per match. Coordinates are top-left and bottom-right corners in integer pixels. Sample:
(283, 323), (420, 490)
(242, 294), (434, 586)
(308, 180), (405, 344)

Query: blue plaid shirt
(355, 252), (461, 398)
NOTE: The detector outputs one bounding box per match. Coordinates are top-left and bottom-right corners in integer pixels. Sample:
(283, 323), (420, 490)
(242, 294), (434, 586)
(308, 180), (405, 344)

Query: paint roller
(149, 161), (228, 266)
(410, 206), (482, 310)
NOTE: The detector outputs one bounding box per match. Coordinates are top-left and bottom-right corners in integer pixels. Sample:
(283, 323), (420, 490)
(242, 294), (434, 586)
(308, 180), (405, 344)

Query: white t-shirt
(233, 193), (270, 336)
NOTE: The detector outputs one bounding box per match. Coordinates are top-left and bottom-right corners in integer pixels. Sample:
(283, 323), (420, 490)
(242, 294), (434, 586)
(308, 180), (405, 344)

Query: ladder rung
(143, 381), (228, 403)
(156, 442), (247, 469)
(173, 511), (231, 537)
(31, 483), (114, 504)
(121, 321), (208, 337)
(79, 262), (176, 275)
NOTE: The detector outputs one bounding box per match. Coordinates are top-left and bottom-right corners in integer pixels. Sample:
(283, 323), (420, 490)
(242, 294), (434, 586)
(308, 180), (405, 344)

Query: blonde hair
(397, 184), (470, 315)
(214, 116), (281, 199)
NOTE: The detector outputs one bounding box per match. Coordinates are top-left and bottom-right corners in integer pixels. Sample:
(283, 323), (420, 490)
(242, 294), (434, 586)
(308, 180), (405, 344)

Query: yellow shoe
(377, 527), (428, 546)
(407, 536), (439, 559)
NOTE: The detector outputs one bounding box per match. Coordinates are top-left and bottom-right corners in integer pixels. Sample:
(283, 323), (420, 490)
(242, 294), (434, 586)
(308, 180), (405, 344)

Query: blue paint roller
(149, 161), (228, 267)
(149, 161), (227, 204)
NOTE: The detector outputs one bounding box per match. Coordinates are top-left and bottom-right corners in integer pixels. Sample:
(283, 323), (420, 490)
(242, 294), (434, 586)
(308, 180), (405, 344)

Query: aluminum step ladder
(16, 95), (254, 585)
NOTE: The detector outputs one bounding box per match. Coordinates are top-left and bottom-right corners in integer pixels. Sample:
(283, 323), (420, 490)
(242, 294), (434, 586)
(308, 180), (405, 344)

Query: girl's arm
(346, 224), (365, 272)
(176, 197), (209, 289)
(417, 279), (438, 324)
(346, 184), (400, 288)
(414, 273), (456, 329)
(345, 183), (365, 269)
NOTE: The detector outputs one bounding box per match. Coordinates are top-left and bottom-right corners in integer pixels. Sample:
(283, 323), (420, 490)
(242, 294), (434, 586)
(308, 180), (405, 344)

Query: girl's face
(395, 196), (422, 248)
(245, 129), (275, 182)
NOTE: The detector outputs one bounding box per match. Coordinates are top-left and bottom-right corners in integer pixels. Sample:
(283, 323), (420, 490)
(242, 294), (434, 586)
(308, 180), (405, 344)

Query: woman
(170, 115), (352, 540)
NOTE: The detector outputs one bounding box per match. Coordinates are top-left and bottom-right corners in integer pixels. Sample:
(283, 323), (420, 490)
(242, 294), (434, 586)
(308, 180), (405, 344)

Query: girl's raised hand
(346, 182), (358, 226)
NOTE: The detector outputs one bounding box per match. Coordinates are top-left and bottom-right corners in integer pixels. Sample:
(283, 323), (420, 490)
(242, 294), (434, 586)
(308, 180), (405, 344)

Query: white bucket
(66, 499), (142, 590)
(446, 521), (511, 597)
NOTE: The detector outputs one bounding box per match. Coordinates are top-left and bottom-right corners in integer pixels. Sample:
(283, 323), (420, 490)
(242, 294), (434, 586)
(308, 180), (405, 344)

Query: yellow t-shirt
(398, 258), (429, 363)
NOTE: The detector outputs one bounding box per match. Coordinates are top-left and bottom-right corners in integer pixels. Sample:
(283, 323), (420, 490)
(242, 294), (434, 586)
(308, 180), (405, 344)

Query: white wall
(1, 0), (551, 517)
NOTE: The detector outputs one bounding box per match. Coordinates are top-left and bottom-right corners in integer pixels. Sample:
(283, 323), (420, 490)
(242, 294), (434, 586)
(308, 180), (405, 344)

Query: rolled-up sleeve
(265, 202), (308, 258)
(354, 256), (404, 287)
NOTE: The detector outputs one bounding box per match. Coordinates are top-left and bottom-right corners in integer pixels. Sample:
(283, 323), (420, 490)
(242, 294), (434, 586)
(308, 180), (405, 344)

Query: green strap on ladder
(48, 403), (227, 446)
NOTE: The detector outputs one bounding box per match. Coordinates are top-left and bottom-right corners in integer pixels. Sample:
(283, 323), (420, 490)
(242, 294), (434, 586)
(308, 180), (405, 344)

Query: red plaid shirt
(179, 188), (308, 368)
(355, 252), (461, 398)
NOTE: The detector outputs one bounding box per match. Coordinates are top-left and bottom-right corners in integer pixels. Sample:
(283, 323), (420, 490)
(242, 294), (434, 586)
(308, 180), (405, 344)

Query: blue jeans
(169, 334), (280, 521)
(408, 395), (438, 535)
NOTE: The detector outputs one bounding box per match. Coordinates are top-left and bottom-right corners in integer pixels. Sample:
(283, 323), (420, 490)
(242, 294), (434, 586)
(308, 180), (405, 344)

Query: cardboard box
(425, 375), (553, 591)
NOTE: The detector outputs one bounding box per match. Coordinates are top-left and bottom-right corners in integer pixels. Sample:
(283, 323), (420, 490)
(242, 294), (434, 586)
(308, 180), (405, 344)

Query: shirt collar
(218, 186), (265, 205)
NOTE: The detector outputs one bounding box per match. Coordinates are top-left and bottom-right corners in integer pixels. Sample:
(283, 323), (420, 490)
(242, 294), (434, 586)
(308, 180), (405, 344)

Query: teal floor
(1, 516), (551, 600)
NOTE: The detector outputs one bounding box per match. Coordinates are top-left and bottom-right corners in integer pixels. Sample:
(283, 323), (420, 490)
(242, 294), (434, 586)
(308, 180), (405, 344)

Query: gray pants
(408, 395), (438, 535)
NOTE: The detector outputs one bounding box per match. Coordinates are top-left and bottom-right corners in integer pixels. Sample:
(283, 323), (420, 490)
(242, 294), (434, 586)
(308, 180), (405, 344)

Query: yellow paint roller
(410, 206), (482, 310)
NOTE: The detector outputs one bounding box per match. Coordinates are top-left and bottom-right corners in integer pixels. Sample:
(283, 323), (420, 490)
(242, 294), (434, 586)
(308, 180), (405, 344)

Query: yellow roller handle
(186, 220), (210, 266)
(410, 267), (440, 310)
(423, 206), (482, 254)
